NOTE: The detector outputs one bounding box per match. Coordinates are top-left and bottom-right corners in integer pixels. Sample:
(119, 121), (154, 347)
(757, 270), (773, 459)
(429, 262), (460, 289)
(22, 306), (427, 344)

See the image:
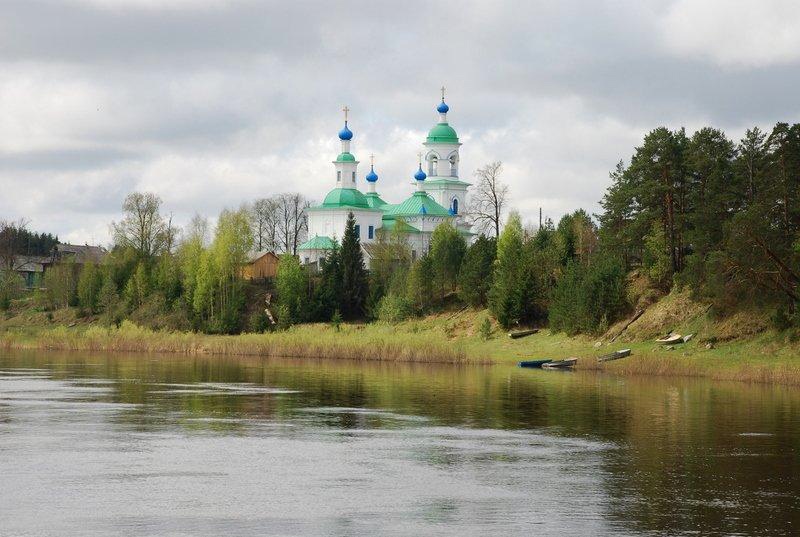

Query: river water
(1, 350), (798, 536)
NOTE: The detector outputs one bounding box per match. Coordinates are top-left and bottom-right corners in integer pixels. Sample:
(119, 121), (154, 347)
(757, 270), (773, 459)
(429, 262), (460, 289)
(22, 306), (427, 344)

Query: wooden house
(243, 251), (280, 281)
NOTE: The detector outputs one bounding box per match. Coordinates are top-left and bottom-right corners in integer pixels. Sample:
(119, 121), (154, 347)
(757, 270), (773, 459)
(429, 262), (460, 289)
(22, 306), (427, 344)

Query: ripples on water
(1, 352), (799, 536)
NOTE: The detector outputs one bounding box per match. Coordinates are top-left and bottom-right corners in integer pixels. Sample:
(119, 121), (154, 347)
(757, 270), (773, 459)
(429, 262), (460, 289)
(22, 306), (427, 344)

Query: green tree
(77, 262), (103, 314)
(339, 212), (369, 319)
(549, 257), (627, 335)
(489, 212), (529, 327)
(429, 221), (467, 297)
(311, 241), (341, 321)
(406, 255), (435, 313)
(276, 254), (308, 325)
(458, 235), (496, 307)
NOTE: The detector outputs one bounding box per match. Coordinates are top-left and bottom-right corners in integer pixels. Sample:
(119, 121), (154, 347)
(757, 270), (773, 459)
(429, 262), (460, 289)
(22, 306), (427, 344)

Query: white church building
(298, 94), (473, 266)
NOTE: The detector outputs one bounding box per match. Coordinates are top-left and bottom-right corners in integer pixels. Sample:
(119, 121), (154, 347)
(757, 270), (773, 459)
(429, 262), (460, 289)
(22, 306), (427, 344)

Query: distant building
(5, 243), (107, 290)
(242, 251), (280, 281)
(53, 243), (107, 265)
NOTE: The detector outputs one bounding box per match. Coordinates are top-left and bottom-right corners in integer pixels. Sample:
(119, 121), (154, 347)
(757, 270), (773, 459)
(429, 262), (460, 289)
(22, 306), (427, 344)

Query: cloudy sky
(2, 0), (800, 244)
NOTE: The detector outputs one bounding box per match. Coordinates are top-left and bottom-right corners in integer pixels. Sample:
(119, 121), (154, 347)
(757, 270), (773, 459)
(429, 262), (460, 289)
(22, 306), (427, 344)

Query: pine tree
(489, 212), (526, 327)
(339, 212), (369, 319)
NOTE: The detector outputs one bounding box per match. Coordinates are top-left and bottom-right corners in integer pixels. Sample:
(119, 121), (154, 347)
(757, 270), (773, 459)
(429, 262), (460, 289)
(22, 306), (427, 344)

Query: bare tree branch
(467, 161), (508, 238)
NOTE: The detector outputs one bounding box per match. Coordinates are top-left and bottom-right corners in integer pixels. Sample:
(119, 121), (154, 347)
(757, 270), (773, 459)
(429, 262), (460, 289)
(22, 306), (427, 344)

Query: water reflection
(1, 350), (799, 536)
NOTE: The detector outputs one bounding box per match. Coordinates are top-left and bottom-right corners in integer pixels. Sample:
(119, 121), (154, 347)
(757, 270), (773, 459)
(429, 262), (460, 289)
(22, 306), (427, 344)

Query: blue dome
(366, 166), (378, 182)
(338, 124), (353, 140)
(414, 165), (427, 181)
(437, 101), (449, 114)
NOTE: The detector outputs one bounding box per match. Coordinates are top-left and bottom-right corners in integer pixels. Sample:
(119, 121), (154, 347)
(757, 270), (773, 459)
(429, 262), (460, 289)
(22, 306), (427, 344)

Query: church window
(354, 224), (360, 238)
(337, 171), (341, 182)
(449, 154), (458, 177)
(428, 155), (438, 176)
(368, 225), (374, 239)
(351, 171), (355, 181)
(452, 198), (459, 215)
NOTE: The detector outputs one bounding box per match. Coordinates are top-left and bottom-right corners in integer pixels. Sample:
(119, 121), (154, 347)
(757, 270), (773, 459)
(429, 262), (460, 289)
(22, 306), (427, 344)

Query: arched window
(337, 171), (341, 182)
(451, 198), (459, 215)
(428, 155), (438, 177)
(449, 153), (458, 177)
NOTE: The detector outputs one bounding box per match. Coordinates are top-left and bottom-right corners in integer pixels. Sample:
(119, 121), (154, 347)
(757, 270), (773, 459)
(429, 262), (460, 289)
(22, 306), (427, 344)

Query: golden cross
(370, 153), (375, 166)
(440, 86), (446, 101)
(342, 105), (349, 122)
(417, 151), (423, 164)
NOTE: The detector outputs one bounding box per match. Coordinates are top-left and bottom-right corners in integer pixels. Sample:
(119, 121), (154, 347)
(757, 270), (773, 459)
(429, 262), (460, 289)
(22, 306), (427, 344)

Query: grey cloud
(1, 0), (798, 240)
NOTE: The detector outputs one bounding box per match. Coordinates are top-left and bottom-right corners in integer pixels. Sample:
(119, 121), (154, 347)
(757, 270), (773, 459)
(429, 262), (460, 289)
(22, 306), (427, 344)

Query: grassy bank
(3, 303), (800, 385)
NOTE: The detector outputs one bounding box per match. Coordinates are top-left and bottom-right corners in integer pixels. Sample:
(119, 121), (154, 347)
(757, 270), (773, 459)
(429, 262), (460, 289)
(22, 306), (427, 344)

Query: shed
(243, 251), (280, 281)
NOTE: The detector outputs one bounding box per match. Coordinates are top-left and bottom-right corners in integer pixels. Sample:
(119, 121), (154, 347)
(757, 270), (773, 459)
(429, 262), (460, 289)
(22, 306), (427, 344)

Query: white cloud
(659, 0), (800, 68)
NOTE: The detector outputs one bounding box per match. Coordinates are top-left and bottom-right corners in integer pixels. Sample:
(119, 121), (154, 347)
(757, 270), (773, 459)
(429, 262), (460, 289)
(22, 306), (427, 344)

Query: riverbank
(3, 306), (800, 385)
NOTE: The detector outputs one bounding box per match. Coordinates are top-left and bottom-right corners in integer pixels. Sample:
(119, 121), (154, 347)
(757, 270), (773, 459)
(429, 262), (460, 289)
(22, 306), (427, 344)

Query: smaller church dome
(338, 124), (353, 140)
(437, 101), (449, 114)
(414, 164), (427, 181)
(366, 166), (378, 182)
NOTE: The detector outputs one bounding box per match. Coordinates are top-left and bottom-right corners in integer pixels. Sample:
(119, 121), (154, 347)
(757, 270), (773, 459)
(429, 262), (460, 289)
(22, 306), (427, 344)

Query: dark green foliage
(458, 235), (496, 307)
(489, 213), (547, 327)
(0, 226), (58, 257)
(311, 241), (341, 321)
(339, 212), (369, 319)
(549, 257), (628, 335)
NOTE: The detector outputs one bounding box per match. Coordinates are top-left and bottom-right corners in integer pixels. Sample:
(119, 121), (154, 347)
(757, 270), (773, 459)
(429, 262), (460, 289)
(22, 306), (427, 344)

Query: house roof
(248, 250), (279, 264)
(11, 255), (51, 272)
(298, 235), (336, 251)
(56, 243), (107, 263)
(380, 219), (421, 234)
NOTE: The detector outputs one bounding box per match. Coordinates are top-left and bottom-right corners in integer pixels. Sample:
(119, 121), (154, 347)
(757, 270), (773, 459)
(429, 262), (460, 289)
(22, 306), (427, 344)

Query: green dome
(426, 122), (459, 143)
(322, 188), (369, 208)
(336, 152), (356, 162)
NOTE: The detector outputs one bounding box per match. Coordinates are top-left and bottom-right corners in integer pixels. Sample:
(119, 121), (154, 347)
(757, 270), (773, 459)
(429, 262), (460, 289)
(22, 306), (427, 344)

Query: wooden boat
(656, 333), (683, 345)
(508, 328), (539, 339)
(542, 358), (578, 370)
(597, 349), (632, 363)
(518, 359), (552, 368)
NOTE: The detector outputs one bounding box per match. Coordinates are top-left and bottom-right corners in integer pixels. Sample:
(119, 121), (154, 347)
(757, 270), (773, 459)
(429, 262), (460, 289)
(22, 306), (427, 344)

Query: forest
(1, 122), (798, 337)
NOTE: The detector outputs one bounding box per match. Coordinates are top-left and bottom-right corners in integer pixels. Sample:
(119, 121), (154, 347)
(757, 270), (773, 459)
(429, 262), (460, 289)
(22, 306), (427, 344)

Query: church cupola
(365, 154), (379, 193)
(414, 154), (427, 192)
(333, 106), (359, 188)
(424, 87), (461, 180)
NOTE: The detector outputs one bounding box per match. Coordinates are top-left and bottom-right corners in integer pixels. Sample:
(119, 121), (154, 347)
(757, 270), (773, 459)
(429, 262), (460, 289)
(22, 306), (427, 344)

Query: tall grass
(0, 321), (470, 364)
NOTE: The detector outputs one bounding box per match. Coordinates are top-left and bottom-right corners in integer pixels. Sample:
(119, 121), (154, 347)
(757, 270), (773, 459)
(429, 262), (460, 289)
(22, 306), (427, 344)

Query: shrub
(377, 293), (412, 323)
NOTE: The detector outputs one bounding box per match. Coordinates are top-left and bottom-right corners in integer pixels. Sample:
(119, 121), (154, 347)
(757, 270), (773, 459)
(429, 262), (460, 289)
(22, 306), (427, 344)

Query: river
(1, 350), (798, 536)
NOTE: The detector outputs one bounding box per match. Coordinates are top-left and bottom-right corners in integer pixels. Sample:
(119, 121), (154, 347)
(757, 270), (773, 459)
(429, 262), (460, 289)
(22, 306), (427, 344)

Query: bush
(0, 271), (25, 310)
(376, 293), (412, 323)
(478, 316), (492, 340)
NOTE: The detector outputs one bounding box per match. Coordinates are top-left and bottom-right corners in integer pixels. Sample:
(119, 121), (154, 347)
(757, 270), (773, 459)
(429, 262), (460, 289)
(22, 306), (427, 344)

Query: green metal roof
(383, 191), (451, 217)
(381, 219), (421, 234)
(365, 192), (387, 208)
(335, 152), (356, 162)
(320, 188), (370, 209)
(426, 122), (459, 143)
(298, 235), (335, 250)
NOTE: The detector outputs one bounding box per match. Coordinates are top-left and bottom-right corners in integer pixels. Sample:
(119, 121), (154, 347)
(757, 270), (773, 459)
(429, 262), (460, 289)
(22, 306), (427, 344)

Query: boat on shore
(542, 358), (578, 370)
(508, 329), (539, 339)
(597, 349), (632, 363)
(656, 334), (683, 345)
(518, 359), (553, 368)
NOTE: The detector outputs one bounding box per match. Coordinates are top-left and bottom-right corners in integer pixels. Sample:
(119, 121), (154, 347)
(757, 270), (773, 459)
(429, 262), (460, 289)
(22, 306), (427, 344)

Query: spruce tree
(311, 240), (341, 321)
(429, 221), (467, 298)
(339, 212), (369, 319)
(458, 235), (496, 307)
